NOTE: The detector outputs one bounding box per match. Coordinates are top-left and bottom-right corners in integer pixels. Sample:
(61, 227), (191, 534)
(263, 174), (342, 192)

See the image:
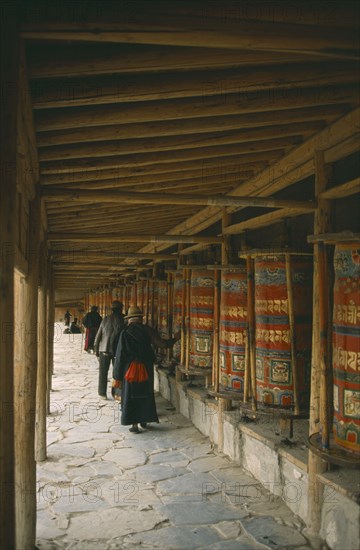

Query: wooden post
(285, 254), (300, 415)
(0, 6), (18, 545)
(213, 268), (221, 391)
(36, 243), (47, 462)
(246, 256), (257, 410)
(307, 150), (332, 537)
(167, 272), (173, 361)
(15, 195), (41, 549)
(218, 210), (232, 452)
(180, 267), (187, 366)
(318, 243), (331, 448)
(185, 268), (191, 372)
(47, 261), (55, 414)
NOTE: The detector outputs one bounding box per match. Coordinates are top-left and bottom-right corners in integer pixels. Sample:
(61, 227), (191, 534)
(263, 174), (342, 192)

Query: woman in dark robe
(113, 306), (178, 433)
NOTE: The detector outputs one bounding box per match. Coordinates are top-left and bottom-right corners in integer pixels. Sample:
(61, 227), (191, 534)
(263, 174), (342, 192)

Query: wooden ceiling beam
(47, 233), (223, 244)
(34, 86), (358, 132)
(37, 105), (347, 147)
(20, 17), (359, 59)
(42, 188), (316, 211)
(38, 121), (324, 162)
(223, 208), (313, 236)
(40, 139), (298, 175)
(28, 44), (326, 81)
(50, 251), (176, 261)
(30, 63), (358, 109)
(319, 177), (360, 199)
(40, 152), (281, 184)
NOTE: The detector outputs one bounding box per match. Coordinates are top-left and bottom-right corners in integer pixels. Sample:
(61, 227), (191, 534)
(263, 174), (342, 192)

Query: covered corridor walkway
(36, 331), (312, 549)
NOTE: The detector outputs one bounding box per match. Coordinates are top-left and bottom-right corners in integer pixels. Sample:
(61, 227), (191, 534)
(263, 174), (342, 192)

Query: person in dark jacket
(82, 306), (102, 353)
(113, 306), (179, 433)
(64, 310), (72, 327)
(69, 318), (82, 334)
(94, 301), (125, 399)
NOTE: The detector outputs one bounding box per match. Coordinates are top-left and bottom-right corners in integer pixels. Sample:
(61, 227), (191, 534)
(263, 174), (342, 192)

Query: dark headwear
(111, 300), (123, 310)
(91, 305), (98, 312)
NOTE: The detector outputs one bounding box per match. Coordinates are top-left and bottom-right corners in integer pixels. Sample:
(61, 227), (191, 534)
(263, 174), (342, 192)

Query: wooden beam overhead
(319, 177), (360, 199)
(38, 121), (324, 162)
(20, 15), (360, 59)
(42, 188), (316, 211)
(40, 152), (282, 184)
(36, 105), (347, 146)
(222, 208), (313, 235)
(34, 85), (358, 132)
(47, 233), (223, 244)
(50, 251), (177, 261)
(27, 45), (332, 81)
(40, 138), (300, 174)
(30, 63), (358, 109)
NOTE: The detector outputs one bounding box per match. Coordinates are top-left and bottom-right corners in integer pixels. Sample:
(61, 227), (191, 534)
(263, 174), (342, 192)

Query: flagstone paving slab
(154, 501), (248, 525)
(65, 507), (166, 539)
(129, 463), (188, 483)
(124, 525), (224, 549)
(240, 515), (307, 548)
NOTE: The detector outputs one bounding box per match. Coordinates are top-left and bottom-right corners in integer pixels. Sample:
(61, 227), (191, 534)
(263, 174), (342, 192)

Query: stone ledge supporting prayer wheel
(219, 268), (248, 392)
(172, 272), (184, 362)
(189, 269), (215, 368)
(333, 246), (360, 453)
(254, 254), (313, 408)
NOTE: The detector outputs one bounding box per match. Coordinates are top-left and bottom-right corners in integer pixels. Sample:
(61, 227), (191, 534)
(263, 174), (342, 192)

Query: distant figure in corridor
(64, 310), (72, 327)
(94, 301), (125, 399)
(113, 306), (179, 433)
(82, 305), (102, 353)
(69, 318), (82, 334)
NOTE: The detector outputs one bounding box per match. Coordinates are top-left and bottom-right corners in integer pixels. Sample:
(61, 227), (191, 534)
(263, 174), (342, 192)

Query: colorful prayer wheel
(136, 280), (146, 313)
(189, 269), (215, 369)
(332, 246), (360, 453)
(129, 283), (136, 308)
(219, 268), (248, 392)
(172, 271), (184, 362)
(148, 279), (159, 328)
(254, 254), (312, 407)
(158, 279), (168, 340)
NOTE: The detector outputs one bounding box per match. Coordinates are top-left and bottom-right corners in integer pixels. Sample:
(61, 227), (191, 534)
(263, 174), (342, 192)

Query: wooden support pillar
(15, 195), (41, 549)
(36, 244), (48, 462)
(185, 268), (191, 372)
(307, 150), (332, 537)
(47, 261), (55, 414)
(167, 272), (173, 361)
(0, 5), (18, 546)
(246, 256), (257, 410)
(218, 210), (232, 452)
(285, 254), (300, 416)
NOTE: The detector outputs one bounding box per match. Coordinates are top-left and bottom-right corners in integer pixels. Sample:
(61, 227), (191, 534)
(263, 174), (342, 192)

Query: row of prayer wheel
(85, 247), (359, 454)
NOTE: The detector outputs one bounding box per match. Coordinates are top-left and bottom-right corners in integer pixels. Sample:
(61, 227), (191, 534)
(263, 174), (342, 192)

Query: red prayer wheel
(158, 279), (168, 340)
(254, 254), (313, 407)
(148, 280), (159, 328)
(136, 280), (146, 312)
(332, 246), (360, 453)
(129, 283), (136, 308)
(189, 269), (215, 369)
(219, 268), (248, 392)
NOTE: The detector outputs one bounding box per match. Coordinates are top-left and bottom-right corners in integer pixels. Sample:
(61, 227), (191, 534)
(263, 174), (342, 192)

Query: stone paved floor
(36, 331), (323, 550)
